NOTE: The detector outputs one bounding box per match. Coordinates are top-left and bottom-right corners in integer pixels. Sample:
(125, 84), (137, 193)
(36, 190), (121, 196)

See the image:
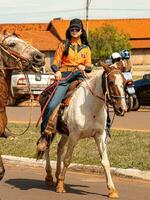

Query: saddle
(39, 79), (83, 136)
(39, 79), (82, 108)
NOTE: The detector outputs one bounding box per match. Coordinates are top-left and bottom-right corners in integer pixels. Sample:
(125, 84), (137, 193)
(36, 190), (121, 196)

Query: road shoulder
(2, 155), (150, 181)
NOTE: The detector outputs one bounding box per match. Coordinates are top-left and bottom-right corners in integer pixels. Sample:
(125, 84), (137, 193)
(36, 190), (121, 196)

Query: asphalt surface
(0, 164), (150, 200)
(6, 106), (150, 131)
(1, 106), (150, 200)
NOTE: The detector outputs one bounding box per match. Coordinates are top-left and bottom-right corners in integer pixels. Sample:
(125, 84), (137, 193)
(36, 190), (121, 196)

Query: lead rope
(6, 72), (34, 138)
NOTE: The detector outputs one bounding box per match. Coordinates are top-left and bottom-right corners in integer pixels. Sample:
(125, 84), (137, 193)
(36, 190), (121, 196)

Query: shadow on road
(5, 178), (107, 197)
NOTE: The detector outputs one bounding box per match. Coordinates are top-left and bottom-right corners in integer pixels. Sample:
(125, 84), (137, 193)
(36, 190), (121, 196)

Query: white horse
(44, 63), (127, 198)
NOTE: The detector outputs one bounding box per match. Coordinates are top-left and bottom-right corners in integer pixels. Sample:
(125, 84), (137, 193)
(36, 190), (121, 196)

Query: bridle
(0, 35), (34, 71)
(82, 69), (126, 105)
(0, 35), (38, 137)
(104, 69), (126, 104)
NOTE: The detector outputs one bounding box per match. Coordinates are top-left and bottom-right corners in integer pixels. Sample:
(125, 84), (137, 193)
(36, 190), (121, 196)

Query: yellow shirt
(53, 38), (91, 72)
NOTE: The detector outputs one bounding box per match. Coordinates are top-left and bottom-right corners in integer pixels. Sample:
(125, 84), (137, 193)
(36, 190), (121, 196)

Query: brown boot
(36, 134), (48, 152)
(36, 104), (60, 157)
(36, 134), (52, 159)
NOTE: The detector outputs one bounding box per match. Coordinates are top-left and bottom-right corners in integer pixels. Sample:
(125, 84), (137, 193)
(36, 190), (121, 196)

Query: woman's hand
(55, 71), (62, 80)
(78, 64), (85, 71)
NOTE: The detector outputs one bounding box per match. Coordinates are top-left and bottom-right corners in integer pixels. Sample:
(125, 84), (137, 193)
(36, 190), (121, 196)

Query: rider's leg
(37, 82), (70, 152)
(41, 83), (69, 133)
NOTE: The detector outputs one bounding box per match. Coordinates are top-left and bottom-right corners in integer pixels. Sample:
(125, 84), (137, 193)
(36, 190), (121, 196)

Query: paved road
(6, 106), (150, 131)
(1, 164), (150, 200)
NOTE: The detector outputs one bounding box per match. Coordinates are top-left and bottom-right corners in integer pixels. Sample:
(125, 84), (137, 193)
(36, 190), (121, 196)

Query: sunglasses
(69, 27), (81, 32)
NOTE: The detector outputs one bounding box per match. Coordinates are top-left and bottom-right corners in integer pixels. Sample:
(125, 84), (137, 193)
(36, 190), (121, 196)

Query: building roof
(15, 31), (60, 51)
(0, 23), (59, 51)
(48, 18), (150, 49)
(0, 19), (150, 51)
(0, 23), (48, 32)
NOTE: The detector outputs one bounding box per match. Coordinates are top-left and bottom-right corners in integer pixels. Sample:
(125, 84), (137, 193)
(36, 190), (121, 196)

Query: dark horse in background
(0, 31), (45, 180)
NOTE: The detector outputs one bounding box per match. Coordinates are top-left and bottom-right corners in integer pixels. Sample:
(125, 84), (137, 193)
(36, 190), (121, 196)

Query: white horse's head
(0, 31), (45, 72)
(101, 61), (127, 116)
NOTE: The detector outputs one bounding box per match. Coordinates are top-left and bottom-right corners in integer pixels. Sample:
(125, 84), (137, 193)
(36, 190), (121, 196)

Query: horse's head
(0, 32), (45, 71)
(100, 61), (127, 116)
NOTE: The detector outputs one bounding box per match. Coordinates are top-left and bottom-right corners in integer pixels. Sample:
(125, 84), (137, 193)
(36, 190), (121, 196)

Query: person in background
(120, 49), (132, 72)
(37, 18), (92, 152)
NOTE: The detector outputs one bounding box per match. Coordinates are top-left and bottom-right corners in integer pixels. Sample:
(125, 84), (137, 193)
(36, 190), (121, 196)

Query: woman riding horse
(37, 18), (92, 152)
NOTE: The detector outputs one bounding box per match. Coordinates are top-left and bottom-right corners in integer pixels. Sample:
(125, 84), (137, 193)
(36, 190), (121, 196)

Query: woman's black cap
(69, 18), (83, 29)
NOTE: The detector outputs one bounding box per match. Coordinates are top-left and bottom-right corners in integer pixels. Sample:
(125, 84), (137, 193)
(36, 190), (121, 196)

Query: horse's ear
(12, 31), (19, 37)
(3, 29), (9, 36)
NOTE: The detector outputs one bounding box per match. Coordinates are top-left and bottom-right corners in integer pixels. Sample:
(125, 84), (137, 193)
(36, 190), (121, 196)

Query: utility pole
(86, 0), (91, 37)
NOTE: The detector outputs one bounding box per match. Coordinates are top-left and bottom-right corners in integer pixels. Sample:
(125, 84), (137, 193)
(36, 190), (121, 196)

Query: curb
(2, 155), (150, 181)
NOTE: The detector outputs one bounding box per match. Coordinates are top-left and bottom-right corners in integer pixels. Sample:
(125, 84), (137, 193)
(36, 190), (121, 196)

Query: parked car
(8, 70), (55, 106)
(133, 73), (150, 110)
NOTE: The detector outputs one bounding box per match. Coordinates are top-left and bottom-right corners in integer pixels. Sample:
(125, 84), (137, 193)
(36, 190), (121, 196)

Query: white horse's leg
(45, 147), (54, 186)
(56, 134), (78, 193)
(94, 132), (119, 198)
(55, 135), (68, 181)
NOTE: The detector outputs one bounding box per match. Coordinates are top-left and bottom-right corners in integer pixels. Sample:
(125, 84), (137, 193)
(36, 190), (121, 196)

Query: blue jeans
(41, 71), (83, 133)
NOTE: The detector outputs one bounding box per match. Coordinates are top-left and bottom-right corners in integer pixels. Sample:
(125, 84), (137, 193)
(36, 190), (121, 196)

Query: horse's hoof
(56, 180), (66, 193)
(56, 187), (66, 193)
(108, 188), (119, 198)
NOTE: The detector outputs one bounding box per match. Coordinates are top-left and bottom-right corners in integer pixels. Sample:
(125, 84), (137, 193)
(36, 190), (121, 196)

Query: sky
(0, 0), (150, 24)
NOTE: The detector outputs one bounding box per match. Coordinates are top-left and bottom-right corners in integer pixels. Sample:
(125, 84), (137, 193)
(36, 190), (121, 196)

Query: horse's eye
(108, 80), (114, 86)
(8, 42), (16, 48)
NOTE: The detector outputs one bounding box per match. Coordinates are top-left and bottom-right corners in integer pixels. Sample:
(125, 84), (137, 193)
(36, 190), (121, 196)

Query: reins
(0, 40), (35, 137)
(0, 44), (31, 71)
(5, 72), (35, 138)
(6, 97), (34, 138)
(81, 71), (105, 101)
(81, 69), (126, 136)
(36, 67), (79, 127)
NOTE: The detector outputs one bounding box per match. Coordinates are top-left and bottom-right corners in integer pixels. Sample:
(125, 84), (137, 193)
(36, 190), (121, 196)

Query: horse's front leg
(56, 134), (77, 193)
(44, 147), (54, 186)
(55, 135), (68, 182)
(94, 132), (119, 198)
(0, 154), (5, 180)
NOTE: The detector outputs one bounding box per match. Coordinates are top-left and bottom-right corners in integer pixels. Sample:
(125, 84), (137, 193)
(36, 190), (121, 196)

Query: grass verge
(0, 123), (150, 171)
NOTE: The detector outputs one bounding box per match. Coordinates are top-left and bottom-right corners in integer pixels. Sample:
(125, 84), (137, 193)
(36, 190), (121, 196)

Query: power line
(90, 8), (150, 11)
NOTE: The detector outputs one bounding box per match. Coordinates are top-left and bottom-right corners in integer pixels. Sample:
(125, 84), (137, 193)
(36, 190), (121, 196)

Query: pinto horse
(0, 32), (45, 180)
(43, 63), (127, 198)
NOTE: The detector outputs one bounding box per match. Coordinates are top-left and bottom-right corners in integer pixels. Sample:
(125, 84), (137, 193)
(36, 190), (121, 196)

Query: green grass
(0, 123), (150, 171)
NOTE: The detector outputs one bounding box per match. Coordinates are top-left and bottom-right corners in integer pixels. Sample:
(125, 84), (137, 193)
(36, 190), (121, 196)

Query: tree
(88, 24), (131, 61)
